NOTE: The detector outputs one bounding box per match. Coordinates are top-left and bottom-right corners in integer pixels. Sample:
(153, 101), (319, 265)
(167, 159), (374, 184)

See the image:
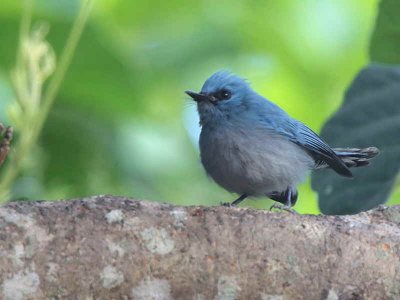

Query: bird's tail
(332, 147), (380, 168)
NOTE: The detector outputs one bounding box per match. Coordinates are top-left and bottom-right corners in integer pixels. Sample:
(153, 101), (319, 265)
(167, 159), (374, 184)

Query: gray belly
(199, 127), (314, 196)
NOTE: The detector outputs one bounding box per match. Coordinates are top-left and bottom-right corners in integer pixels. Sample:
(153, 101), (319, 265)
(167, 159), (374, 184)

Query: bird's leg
(221, 194), (247, 207)
(269, 188), (298, 214)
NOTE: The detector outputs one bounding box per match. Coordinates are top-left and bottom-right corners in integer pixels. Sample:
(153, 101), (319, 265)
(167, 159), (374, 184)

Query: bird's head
(185, 71), (253, 126)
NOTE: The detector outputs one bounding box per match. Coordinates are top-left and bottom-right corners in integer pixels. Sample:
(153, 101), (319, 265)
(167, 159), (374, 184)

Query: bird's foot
(220, 202), (235, 207)
(269, 203), (298, 214)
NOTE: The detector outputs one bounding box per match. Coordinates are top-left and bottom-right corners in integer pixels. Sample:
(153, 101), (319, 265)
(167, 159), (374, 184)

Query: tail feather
(333, 147), (380, 168)
(314, 147), (379, 171)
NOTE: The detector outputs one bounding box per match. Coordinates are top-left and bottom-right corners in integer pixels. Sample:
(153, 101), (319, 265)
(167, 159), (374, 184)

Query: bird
(185, 71), (379, 211)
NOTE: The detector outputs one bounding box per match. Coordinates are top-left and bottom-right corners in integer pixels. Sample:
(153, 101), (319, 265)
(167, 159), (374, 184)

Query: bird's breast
(199, 125), (313, 196)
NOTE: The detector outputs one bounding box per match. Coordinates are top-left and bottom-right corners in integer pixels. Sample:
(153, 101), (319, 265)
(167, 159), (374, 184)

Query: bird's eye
(218, 89), (231, 100)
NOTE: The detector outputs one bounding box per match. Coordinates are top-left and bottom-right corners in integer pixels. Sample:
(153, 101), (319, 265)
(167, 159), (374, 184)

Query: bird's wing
(287, 121), (353, 177)
(253, 98), (352, 177)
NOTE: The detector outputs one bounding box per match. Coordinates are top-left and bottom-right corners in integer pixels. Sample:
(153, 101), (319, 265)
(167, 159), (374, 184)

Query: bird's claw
(269, 203), (298, 214)
(220, 202), (234, 207)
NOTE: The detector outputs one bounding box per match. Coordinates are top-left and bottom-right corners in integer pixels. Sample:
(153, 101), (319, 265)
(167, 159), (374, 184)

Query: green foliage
(0, 1), (380, 213)
(312, 64), (400, 214)
(312, 0), (400, 214)
(370, 0), (400, 64)
(0, 0), (92, 201)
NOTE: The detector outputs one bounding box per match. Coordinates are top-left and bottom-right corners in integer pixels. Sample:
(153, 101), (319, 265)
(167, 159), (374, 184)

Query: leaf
(370, 0), (400, 64)
(311, 64), (400, 215)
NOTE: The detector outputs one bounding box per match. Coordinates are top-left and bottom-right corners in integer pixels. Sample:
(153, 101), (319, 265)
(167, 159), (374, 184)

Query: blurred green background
(0, 0), (385, 213)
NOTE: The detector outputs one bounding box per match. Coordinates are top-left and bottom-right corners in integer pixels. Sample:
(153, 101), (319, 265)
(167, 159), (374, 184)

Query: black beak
(185, 90), (211, 102)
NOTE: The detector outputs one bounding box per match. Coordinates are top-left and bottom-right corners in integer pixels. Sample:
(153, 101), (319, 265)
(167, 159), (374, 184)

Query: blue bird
(185, 71), (379, 211)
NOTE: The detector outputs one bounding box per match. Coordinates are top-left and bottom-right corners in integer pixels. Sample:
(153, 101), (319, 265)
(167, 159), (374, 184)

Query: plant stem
(0, 0), (93, 202)
(17, 0), (33, 68)
(35, 0), (93, 136)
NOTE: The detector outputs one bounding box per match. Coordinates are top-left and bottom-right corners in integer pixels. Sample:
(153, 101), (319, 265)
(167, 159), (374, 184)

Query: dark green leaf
(311, 64), (400, 215)
(370, 0), (400, 64)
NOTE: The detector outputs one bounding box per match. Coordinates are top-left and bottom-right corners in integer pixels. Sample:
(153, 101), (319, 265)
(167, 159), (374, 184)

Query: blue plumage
(186, 71), (379, 209)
